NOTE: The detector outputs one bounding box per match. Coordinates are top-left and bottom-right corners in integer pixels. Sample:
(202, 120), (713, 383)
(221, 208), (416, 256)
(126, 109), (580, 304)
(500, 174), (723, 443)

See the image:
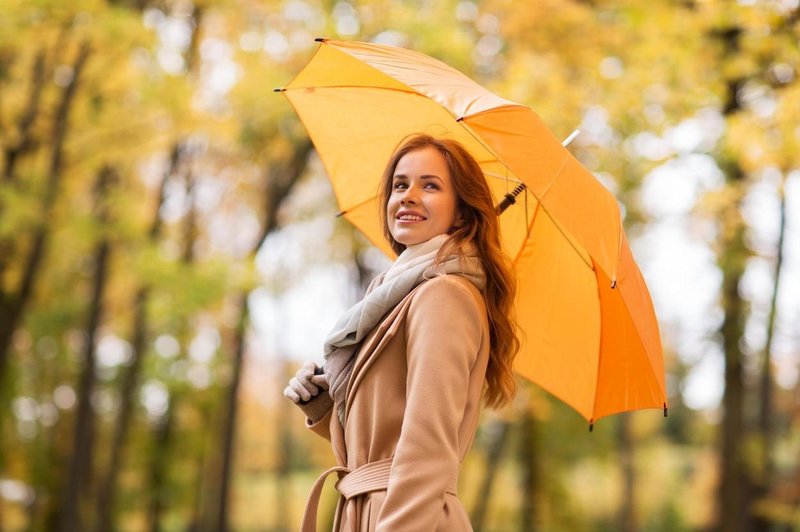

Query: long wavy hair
(378, 134), (519, 408)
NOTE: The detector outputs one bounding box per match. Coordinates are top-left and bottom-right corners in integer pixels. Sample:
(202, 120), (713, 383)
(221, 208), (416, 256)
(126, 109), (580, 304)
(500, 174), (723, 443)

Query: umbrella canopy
(277, 38), (667, 425)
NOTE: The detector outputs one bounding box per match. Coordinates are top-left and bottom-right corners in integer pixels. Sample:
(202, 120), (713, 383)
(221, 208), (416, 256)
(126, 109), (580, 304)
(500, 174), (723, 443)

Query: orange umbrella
(276, 38), (667, 427)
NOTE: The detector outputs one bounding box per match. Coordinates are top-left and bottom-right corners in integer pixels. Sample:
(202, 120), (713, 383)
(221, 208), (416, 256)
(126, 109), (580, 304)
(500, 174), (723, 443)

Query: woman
(284, 134), (519, 531)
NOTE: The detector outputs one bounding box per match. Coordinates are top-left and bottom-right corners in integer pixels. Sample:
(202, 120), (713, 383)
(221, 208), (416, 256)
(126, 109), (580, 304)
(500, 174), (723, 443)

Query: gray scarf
(323, 234), (485, 426)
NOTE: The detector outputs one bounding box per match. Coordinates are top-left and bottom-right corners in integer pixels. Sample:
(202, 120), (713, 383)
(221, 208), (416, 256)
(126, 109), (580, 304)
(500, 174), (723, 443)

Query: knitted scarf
(323, 233), (485, 426)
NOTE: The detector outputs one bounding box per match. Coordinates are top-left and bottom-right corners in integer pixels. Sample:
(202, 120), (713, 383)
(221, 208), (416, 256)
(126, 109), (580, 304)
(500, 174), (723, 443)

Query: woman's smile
(395, 209), (426, 223)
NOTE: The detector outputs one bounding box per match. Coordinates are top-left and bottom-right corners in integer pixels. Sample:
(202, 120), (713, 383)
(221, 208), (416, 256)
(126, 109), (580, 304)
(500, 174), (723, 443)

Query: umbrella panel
(513, 210), (665, 422)
(594, 259), (666, 420)
(289, 42), (411, 94)
(513, 204), (601, 421)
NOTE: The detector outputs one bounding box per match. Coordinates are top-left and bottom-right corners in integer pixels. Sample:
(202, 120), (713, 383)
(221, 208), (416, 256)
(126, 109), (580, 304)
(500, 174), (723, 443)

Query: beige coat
(302, 275), (490, 531)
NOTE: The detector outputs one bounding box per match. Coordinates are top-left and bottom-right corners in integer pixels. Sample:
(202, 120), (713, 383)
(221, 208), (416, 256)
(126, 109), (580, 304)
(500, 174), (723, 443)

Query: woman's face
(386, 146), (460, 247)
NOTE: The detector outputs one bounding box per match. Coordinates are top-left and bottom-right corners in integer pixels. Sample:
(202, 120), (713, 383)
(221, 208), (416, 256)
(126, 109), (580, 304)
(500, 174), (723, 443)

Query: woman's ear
(453, 209), (466, 228)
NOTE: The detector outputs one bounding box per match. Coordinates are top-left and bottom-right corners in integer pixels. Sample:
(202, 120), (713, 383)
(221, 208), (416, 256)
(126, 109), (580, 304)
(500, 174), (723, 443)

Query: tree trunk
(95, 286), (148, 532)
(213, 291), (248, 532)
(56, 164), (116, 532)
(0, 48), (47, 292)
(619, 415), (637, 532)
(147, 406), (173, 532)
(2, 49), (46, 182)
(255, 139), (313, 249)
(791, 379), (800, 529)
(712, 21), (755, 529)
(716, 179), (749, 532)
(0, 45), (76, 530)
(94, 136), (175, 532)
(210, 139), (312, 530)
(471, 419), (510, 532)
(752, 173), (787, 531)
(186, 395), (216, 532)
(147, 158), (196, 532)
(143, 9), (205, 523)
(274, 358), (293, 531)
(144, 9), (206, 524)
(0, 40), (90, 385)
(519, 403), (537, 532)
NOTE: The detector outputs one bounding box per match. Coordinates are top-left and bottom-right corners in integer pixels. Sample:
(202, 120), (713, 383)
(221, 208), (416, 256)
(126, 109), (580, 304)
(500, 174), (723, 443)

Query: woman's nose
(400, 186), (418, 204)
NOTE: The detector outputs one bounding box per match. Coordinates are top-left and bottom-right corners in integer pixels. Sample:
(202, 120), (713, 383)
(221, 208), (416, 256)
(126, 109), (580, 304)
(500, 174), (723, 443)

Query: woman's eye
(393, 182), (407, 190)
(424, 183), (439, 190)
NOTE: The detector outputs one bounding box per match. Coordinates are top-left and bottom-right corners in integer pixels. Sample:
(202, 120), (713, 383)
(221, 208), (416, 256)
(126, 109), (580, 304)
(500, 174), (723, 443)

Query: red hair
(378, 134), (519, 408)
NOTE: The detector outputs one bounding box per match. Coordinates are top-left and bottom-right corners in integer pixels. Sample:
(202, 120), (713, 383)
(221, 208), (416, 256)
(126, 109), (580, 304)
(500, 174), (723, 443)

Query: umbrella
(276, 38), (667, 428)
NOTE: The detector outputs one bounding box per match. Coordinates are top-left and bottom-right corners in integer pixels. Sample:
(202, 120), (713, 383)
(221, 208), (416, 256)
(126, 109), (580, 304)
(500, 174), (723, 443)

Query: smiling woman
(283, 134), (520, 531)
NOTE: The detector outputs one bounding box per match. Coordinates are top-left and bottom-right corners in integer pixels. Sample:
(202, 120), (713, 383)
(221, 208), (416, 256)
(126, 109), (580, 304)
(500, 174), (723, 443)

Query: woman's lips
(396, 214), (426, 224)
(396, 210), (426, 223)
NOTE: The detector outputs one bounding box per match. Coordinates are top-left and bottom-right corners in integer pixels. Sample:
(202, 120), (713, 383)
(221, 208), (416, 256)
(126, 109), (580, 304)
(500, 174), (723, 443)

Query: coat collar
(342, 283), (423, 425)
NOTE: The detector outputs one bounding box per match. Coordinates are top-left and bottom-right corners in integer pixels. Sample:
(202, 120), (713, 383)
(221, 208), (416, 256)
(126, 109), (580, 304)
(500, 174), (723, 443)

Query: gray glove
(283, 361), (332, 423)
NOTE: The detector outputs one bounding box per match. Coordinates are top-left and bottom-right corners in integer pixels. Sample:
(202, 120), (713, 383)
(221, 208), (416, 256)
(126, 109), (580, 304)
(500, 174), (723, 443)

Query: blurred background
(0, 0), (798, 530)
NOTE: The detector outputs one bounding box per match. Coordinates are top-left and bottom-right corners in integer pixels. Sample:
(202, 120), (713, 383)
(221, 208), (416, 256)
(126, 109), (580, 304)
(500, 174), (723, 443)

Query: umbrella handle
(297, 366), (326, 406)
(495, 183), (526, 215)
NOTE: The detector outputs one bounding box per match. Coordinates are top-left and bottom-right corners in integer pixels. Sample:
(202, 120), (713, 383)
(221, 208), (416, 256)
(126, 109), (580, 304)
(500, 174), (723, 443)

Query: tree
(57, 165), (116, 532)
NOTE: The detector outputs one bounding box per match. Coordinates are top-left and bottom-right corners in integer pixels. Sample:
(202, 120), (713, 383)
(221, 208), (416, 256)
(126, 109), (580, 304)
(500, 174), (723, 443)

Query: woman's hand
(283, 361), (329, 403)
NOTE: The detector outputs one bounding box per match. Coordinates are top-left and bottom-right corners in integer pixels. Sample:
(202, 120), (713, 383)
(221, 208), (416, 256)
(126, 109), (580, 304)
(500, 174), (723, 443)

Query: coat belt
(300, 457), (457, 532)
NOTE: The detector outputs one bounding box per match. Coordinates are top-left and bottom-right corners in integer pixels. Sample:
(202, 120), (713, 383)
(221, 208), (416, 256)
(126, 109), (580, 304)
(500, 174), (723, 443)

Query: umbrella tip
(611, 279), (617, 289)
(315, 37), (326, 42)
(588, 420), (594, 432)
(562, 129), (581, 147)
(663, 403), (668, 418)
(273, 88), (285, 92)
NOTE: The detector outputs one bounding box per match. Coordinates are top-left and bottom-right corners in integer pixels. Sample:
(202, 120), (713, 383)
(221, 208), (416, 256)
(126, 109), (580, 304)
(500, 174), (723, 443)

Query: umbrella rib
(511, 188), (540, 266)
(507, 186), (591, 272)
(283, 84), (425, 98)
(506, 180), (594, 272)
(457, 119), (518, 184)
(536, 154), (569, 201)
(459, 102), (533, 121)
(336, 194), (379, 217)
(614, 215), (623, 284)
(591, 272), (605, 426)
(283, 84), (463, 124)
(483, 171), (523, 185)
(527, 155), (590, 259)
(534, 207), (593, 271)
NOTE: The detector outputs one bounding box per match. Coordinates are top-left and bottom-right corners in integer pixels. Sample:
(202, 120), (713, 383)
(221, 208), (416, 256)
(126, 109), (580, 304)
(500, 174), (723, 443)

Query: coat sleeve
(376, 276), (485, 531)
(304, 403), (333, 441)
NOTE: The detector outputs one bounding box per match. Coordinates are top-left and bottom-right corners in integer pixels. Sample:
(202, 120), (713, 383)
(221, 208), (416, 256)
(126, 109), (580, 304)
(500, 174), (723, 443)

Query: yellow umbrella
(276, 38), (667, 427)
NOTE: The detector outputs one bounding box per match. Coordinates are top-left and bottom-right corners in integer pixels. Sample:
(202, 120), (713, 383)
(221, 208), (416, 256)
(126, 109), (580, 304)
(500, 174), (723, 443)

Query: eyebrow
(392, 174), (444, 182)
